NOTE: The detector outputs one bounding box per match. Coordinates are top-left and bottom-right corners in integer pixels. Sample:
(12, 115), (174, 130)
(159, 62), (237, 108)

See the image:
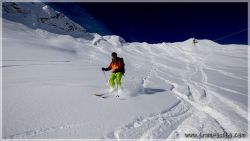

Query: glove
(102, 67), (108, 71)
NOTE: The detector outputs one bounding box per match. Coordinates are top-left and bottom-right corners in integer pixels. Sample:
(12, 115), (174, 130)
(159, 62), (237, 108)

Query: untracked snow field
(2, 19), (248, 139)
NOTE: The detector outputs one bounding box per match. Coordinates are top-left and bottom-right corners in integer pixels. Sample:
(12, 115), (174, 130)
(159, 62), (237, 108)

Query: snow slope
(2, 3), (248, 140)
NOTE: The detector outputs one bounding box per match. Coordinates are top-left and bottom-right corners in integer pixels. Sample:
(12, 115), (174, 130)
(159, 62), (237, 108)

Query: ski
(93, 91), (114, 99)
(93, 93), (106, 96)
(93, 91), (123, 99)
(101, 94), (114, 99)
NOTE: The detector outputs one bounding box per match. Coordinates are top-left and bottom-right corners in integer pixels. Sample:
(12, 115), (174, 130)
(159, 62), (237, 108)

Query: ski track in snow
(5, 122), (90, 139)
(103, 100), (192, 139)
(102, 43), (248, 139)
(4, 42), (247, 139)
(1, 60), (71, 68)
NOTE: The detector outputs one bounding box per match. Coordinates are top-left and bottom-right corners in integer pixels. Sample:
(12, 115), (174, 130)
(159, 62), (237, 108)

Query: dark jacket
(107, 57), (125, 74)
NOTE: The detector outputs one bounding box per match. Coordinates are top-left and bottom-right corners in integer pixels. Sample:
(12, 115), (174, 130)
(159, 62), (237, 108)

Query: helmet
(111, 52), (117, 57)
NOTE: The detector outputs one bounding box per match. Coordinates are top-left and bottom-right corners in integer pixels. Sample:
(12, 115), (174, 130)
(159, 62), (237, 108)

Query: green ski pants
(109, 72), (123, 89)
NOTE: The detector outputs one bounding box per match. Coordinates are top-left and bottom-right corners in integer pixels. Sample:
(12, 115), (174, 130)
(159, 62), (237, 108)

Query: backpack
(119, 58), (125, 74)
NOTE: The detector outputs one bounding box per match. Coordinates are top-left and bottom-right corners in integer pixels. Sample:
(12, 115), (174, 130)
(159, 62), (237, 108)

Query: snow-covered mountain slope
(2, 18), (248, 139)
(3, 2), (94, 39)
(2, 2), (126, 47)
(2, 2), (248, 140)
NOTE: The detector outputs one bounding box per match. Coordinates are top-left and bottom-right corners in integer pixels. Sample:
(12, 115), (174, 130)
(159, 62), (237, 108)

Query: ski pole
(116, 81), (119, 97)
(102, 71), (108, 84)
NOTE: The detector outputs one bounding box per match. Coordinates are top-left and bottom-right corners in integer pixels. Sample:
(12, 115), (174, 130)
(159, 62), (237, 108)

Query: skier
(193, 38), (198, 44)
(102, 52), (125, 92)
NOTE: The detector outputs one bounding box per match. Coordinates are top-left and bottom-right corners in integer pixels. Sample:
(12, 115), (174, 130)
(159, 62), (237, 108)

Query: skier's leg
(116, 72), (123, 89)
(109, 73), (116, 89)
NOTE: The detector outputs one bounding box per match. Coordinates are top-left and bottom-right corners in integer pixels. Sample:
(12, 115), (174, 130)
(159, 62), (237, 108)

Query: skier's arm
(106, 63), (112, 71)
(101, 62), (112, 71)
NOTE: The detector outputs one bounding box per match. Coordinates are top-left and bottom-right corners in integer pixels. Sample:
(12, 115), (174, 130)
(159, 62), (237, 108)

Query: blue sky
(49, 3), (248, 44)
